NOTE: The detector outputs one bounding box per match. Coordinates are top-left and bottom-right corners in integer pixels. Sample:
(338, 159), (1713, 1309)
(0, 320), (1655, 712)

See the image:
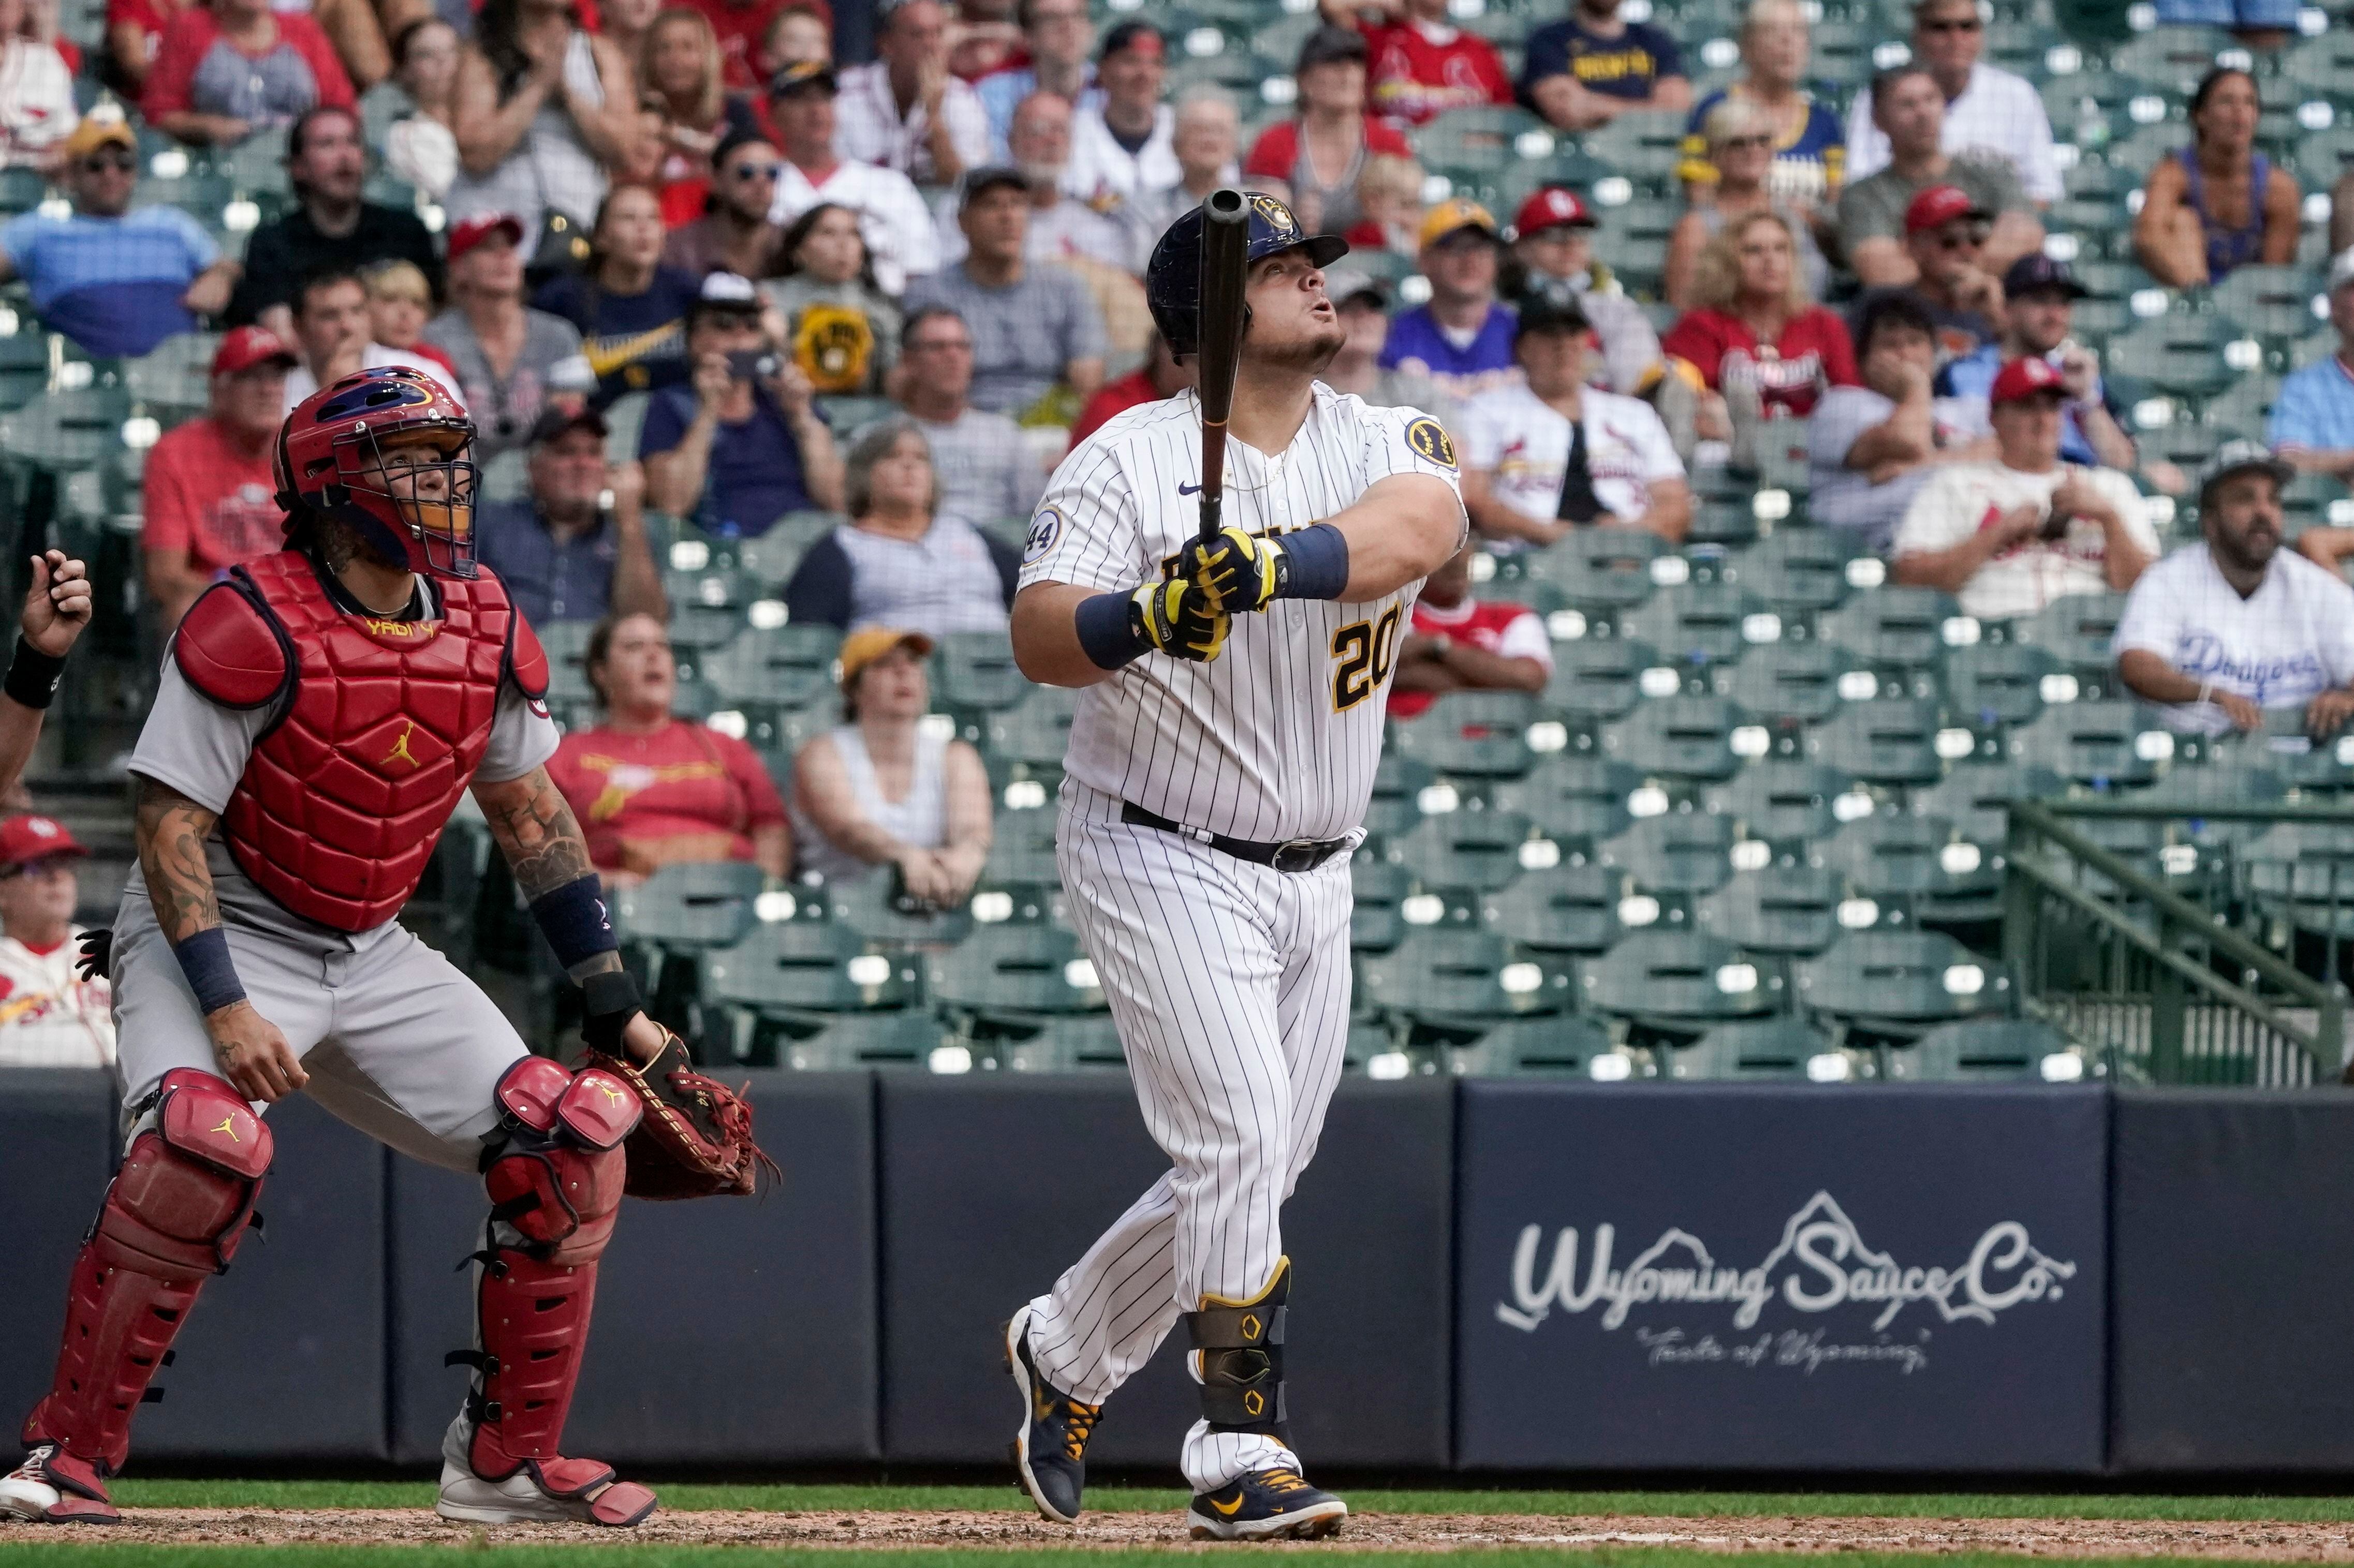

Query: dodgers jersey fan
(1018, 385), (1464, 843)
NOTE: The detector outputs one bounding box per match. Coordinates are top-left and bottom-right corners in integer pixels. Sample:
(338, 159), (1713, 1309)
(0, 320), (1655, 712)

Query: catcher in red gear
(0, 367), (763, 1533)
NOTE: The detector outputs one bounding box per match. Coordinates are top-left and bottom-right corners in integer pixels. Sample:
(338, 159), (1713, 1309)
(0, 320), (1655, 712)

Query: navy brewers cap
(2003, 254), (2090, 300)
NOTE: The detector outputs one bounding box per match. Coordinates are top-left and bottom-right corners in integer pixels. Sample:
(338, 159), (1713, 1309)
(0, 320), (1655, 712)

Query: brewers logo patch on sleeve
(1405, 416), (1457, 470)
(1023, 506), (1066, 565)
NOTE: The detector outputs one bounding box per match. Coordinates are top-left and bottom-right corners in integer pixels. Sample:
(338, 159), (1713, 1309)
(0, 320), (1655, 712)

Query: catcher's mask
(276, 365), (480, 579)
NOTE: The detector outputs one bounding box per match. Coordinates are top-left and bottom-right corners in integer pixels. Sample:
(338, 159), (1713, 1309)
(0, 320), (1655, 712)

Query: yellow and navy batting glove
(1186, 526), (1285, 614)
(1131, 579), (1230, 662)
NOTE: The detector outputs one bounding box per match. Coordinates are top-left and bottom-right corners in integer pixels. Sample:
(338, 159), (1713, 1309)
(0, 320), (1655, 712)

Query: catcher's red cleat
(0, 1445), (124, 1525)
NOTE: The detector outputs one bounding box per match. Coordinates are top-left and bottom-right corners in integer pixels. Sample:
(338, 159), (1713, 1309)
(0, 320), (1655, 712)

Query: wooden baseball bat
(1195, 187), (1252, 545)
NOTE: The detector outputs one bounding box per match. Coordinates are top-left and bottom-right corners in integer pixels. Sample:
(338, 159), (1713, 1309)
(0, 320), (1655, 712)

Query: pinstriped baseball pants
(1022, 781), (1357, 1492)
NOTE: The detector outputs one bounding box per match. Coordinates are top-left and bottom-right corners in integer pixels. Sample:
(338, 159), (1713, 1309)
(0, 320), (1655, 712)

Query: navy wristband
(4, 636), (65, 709)
(1075, 589), (1149, 671)
(171, 926), (247, 1015)
(529, 874), (619, 970)
(1273, 523), (1350, 600)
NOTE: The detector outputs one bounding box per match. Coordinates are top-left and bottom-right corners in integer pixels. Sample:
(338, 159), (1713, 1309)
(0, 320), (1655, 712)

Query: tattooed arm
(473, 764), (668, 1060)
(137, 777), (309, 1102)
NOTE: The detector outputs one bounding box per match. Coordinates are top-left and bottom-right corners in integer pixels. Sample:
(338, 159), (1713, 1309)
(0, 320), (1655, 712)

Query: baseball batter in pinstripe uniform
(1003, 196), (1465, 1541)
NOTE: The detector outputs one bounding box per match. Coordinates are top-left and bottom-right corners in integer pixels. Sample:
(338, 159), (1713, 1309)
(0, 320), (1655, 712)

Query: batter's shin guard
(1185, 1256), (1291, 1443)
(457, 1058), (638, 1496)
(23, 1071), (271, 1478)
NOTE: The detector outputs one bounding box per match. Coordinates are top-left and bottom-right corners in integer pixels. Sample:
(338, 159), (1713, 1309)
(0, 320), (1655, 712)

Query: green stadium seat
(1359, 929), (1566, 1036)
(976, 808), (1061, 892)
(1001, 1014), (1130, 1073)
(0, 332), (48, 412)
(1581, 930), (1772, 1034)
(1623, 580), (1770, 668)
(2005, 590), (2129, 694)
(1706, 758), (1863, 846)
(1695, 861), (1845, 955)
(820, 868), (979, 949)
(1663, 1016), (1835, 1080)
(1365, 751), (1440, 842)
(1818, 585), (1963, 675)
(932, 631), (1028, 716)
(2213, 264), (2326, 343)
(1540, 636), (1661, 729)
(2242, 820), (2354, 933)
(1351, 856), (1414, 954)
(706, 918), (917, 1027)
(985, 686), (1079, 784)
(1686, 494), (1762, 549)
(1391, 808), (1537, 897)
(2282, 29), (2354, 102)
(2108, 25), (2242, 99)
(1599, 810), (1738, 898)
(1945, 641), (2065, 732)
(703, 623), (841, 722)
(1600, 693), (1749, 782)
(1388, 690), (1539, 778)
(2140, 760), (2285, 848)
(1816, 812), (2002, 927)
(1582, 107), (1690, 186)
(0, 387), (130, 471)
(124, 332), (215, 416)
(610, 861), (766, 953)
(2293, 125), (2354, 199)
(1490, 752), (1641, 848)
(1417, 105), (1553, 179)
(1724, 639), (1858, 726)
(1887, 1017), (2078, 1083)
(2107, 312), (2244, 398)
(1488, 857), (1620, 951)
(1795, 930), (2006, 1040)
(779, 1009), (945, 1070)
(1519, 528), (1664, 628)
(1452, 1014), (1620, 1077)
(734, 511), (844, 586)
(2008, 699), (2166, 787)
(1915, 760), (2067, 844)
(663, 566), (756, 651)
(0, 165), (45, 218)
(925, 924), (1105, 1033)
(1728, 528), (1861, 620)
(1807, 697), (1945, 788)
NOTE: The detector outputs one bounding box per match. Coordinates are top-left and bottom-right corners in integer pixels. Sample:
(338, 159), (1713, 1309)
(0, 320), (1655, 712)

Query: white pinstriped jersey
(1019, 384), (1466, 843)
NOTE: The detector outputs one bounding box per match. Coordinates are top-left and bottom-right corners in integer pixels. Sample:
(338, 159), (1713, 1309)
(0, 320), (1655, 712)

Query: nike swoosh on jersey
(1178, 482), (1202, 495)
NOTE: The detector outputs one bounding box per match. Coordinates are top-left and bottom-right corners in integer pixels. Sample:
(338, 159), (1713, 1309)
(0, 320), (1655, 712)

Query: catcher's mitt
(579, 971), (777, 1200)
(584, 1032), (778, 1200)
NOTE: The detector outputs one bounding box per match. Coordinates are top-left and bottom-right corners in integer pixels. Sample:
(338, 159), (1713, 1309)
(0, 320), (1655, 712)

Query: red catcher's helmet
(275, 365), (479, 578)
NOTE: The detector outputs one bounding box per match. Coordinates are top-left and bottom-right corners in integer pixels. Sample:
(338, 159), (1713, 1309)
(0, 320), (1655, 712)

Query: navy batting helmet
(1145, 192), (1350, 356)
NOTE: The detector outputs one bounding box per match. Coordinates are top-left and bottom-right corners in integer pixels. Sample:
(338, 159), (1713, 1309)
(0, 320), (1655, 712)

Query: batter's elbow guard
(1185, 1255), (1290, 1437)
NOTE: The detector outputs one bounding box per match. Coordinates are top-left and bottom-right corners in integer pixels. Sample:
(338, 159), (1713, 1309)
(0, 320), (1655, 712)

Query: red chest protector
(173, 551), (551, 933)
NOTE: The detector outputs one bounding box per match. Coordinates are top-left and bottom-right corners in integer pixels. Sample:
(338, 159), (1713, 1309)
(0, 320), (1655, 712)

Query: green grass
(94, 1481), (2354, 1523)
(0, 1544), (2316, 1554)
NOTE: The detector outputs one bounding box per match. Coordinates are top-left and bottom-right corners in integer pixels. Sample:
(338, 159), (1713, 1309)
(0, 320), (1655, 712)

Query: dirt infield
(18, 1509), (2354, 1557)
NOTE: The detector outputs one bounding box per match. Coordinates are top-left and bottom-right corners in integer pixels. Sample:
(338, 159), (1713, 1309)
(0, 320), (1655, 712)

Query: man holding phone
(1889, 354), (2157, 623)
(642, 272), (847, 536)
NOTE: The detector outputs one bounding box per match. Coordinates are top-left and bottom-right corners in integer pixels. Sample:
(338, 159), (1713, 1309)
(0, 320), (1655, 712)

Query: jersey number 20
(1331, 606), (1402, 712)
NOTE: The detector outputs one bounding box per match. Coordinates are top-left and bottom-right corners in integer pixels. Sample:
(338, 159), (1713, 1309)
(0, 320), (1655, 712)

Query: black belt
(1120, 802), (1349, 874)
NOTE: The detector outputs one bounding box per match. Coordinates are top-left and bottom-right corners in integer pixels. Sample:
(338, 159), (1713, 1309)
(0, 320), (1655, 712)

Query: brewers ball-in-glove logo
(1405, 416), (1456, 470)
(793, 302), (878, 395)
(1252, 194), (1303, 239)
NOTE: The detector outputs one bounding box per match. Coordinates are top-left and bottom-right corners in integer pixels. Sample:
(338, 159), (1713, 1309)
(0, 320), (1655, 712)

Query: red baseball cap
(0, 813), (86, 870)
(1990, 354), (2067, 405)
(448, 212), (525, 265)
(212, 325), (297, 377)
(1903, 183), (1990, 234)
(1511, 186), (1597, 238)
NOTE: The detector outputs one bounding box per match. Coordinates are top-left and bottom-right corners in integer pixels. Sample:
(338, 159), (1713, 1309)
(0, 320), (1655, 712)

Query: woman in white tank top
(790, 627), (994, 902)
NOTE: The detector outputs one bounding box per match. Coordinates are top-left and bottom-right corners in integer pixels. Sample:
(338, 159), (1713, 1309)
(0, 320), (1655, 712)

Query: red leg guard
(21, 1071), (269, 1478)
(464, 1070), (629, 1486)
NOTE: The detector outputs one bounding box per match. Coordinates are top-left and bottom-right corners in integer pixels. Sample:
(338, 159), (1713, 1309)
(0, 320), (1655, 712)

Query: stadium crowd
(1, 0), (2353, 1072)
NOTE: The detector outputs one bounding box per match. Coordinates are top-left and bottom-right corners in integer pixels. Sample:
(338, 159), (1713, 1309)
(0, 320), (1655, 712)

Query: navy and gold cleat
(1004, 1306), (1100, 1525)
(1186, 1467), (1348, 1541)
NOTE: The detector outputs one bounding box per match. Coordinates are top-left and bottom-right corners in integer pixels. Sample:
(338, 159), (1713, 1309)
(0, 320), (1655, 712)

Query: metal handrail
(2004, 800), (2347, 1082)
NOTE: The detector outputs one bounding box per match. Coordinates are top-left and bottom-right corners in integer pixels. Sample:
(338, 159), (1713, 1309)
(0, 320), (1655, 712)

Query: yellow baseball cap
(838, 626), (936, 689)
(1418, 198), (1499, 251)
(61, 113), (136, 162)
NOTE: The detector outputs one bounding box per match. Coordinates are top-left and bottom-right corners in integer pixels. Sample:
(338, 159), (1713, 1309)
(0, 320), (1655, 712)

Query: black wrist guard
(5, 636), (65, 709)
(580, 969), (643, 1055)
